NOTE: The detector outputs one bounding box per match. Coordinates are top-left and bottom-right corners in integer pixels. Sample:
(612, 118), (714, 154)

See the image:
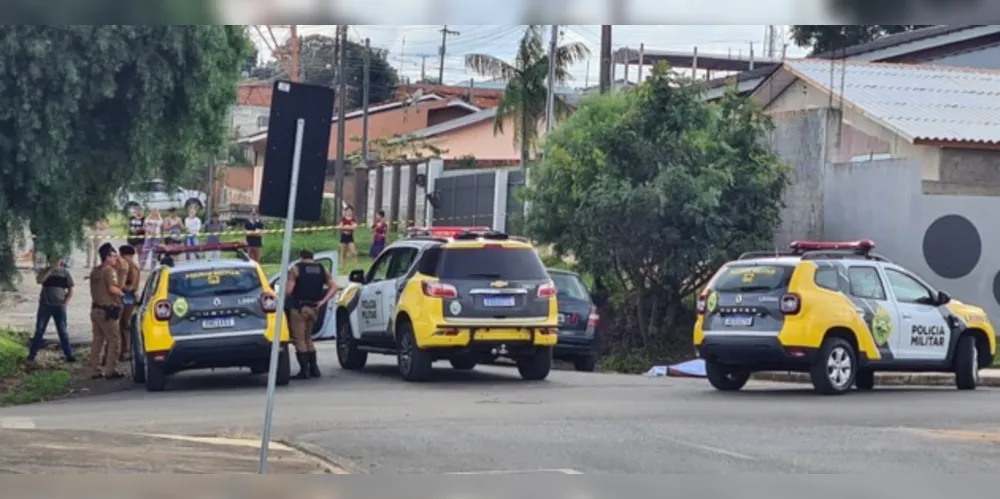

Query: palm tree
(464, 25), (590, 169)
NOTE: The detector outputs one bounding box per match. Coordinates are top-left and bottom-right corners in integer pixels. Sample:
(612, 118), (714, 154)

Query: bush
(0, 329), (29, 377)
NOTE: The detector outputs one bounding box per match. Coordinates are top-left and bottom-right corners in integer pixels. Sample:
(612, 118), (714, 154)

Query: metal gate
(506, 169), (526, 234)
(432, 172), (495, 227)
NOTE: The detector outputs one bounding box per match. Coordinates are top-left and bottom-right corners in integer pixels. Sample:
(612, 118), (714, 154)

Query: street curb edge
(277, 439), (359, 474)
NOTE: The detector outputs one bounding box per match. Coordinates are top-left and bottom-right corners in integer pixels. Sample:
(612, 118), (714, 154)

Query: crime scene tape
(82, 213), (507, 241)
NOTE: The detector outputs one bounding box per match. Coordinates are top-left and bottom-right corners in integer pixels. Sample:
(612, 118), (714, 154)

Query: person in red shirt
(370, 210), (388, 259)
(337, 206), (358, 268)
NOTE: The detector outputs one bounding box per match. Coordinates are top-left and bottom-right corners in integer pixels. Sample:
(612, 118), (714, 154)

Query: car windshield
(438, 247), (548, 281)
(712, 264), (794, 293)
(551, 273), (589, 301)
(169, 267), (262, 298)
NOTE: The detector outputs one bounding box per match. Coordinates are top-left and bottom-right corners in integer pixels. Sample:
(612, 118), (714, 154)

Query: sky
(250, 25), (811, 89)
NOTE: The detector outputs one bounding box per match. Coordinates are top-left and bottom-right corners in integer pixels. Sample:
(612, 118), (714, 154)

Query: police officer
(116, 245), (141, 361)
(89, 243), (124, 379)
(284, 250), (339, 379)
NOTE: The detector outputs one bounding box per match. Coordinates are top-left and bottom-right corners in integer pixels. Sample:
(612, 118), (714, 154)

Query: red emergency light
(790, 239), (874, 253)
(407, 226), (492, 239)
(154, 241), (248, 255)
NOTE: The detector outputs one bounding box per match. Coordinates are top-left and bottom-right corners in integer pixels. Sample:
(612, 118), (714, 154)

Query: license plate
(202, 317), (236, 329)
(723, 315), (754, 327)
(483, 296), (516, 307)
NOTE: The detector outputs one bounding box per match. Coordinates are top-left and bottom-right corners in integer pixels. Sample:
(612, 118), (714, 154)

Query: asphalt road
(2, 342), (1000, 475)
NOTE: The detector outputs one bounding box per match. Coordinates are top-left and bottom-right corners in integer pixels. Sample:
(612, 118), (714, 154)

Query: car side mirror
(349, 269), (365, 284)
(937, 291), (951, 305)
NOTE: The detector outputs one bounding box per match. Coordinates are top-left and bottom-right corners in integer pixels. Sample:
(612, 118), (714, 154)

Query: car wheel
(145, 359), (167, 392)
(184, 198), (203, 212)
(573, 355), (597, 372)
(517, 347), (553, 381)
(131, 326), (146, 384)
(954, 334), (979, 390)
(449, 357), (477, 371)
(810, 337), (856, 395)
(275, 349), (291, 386)
(855, 368), (875, 391)
(705, 360), (750, 391)
(396, 321), (432, 382)
(336, 313), (368, 370)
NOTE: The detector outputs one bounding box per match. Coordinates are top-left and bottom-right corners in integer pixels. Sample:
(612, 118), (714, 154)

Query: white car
(119, 179), (207, 214)
(267, 250), (347, 341)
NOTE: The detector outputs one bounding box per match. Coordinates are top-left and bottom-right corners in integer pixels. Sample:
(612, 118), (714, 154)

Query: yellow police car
(694, 240), (996, 395)
(129, 242), (290, 392)
(334, 227), (559, 382)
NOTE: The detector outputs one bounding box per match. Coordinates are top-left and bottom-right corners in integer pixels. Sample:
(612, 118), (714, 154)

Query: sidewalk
(0, 428), (346, 473)
(753, 369), (1000, 387)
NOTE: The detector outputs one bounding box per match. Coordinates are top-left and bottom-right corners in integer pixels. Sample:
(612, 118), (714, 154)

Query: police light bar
(154, 241), (249, 255)
(790, 239), (874, 253)
(406, 226), (492, 239)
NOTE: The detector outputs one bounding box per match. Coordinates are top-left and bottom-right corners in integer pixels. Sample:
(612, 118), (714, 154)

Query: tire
(184, 199), (203, 212)
(705, 360), (750, 391)
(336, 313), (368, 370)
(517, 347), (553, 381)
(145, 360), (167, 392)
(275, 349), (291, 386)
(810, 337), (857, 395)
(954, 334), (979, 390)
(855, 368), (875, 391)
(131, 327), (146, 384)
(573, 355), (597, 372)
(396, 322), (433, 382)
(450, 357), (477, 371)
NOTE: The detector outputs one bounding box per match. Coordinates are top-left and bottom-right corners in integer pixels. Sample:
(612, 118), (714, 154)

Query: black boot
(294, 353), (310, 379)
(308, 351), (321, 378)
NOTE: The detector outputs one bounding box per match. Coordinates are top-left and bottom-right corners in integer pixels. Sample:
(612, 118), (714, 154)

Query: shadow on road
(357, 364), (531, 385)
(689, 386), (969, 399)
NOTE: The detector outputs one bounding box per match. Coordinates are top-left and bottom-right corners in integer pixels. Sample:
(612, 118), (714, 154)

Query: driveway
(2, 342), (1000, 475)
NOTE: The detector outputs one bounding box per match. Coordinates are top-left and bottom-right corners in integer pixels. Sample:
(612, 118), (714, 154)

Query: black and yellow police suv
(694, 240), (996, 395)
(334, 227), (559, 382)
(129, 242), (290, 392)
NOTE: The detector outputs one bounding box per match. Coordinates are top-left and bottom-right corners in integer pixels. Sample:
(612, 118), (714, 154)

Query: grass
(0, 328), (73, 406)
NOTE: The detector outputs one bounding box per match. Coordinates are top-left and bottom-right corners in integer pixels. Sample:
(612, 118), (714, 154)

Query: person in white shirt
(141, 208), (163, 270)
(184, 207), (203, 260)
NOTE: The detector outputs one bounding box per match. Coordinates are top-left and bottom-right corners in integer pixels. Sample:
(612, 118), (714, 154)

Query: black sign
(258, 81), (335, 222)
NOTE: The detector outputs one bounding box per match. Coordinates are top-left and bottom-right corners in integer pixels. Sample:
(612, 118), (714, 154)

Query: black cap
(299, 250), (314, 259)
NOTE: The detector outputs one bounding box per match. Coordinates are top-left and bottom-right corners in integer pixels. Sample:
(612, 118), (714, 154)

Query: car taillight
(538, 282), (556, 298)
(260, 292), (277, 313)
(422, 281), (458, 298)
(587, 307), (600, 328)
(154, 300), (172, 321)
(780, 293), (801, 314)
(696, 293), (708, 315)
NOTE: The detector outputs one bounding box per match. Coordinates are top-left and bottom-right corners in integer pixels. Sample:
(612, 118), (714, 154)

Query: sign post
(258, 118), (305, 474)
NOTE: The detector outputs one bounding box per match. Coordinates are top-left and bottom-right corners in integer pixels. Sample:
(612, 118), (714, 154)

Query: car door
(377, 247), (419, 336)
(135, 270), (161, 350)
(312, 255), (337, 339)
(147, 181), (170, 210)
(882, 266), (951, 361)
(358, 249), (397, 336)
(845, 265), (903, 361)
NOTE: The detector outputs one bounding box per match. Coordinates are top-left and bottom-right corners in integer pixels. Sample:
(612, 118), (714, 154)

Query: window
(712, 264), (794, 293)
(147, 182), (166, 193)
(366, 249), (396, 282)
(438, 247), (548, 280)
(168, 267), (262, 298)
(551, 273), (590, 301)
(886, 269), (934, 304)
(415, 247), (442, 277)
(847, 267), (886, 300)
(140, 271), (160, 304)
(814, 268), (840, 291)
(386, 248), (418, 280)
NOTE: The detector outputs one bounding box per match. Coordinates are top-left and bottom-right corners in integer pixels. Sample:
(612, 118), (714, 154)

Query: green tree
(0, 25), (250, 286)
(464, 25), (589, 169)
(791, 25), (931, 55)
(523, 65), (790, 357)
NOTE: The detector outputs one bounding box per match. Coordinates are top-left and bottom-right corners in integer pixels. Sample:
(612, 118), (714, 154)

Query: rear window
(438, 247), (548, 280)
(712, 264), (794, 293)
(169, 268), (262, 298)
(551, 273), (589, 301)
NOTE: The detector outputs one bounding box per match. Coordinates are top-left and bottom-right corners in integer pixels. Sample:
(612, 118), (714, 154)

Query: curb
(752, 371), (1000, 387)
(277, 439), (357, 474)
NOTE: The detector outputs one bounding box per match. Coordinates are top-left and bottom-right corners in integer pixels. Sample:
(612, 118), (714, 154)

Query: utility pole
(289, 25), (299, 82)
(545, 25), (559, 133)
(599, 25), (612, 94)
(438, 25), (460, 85)
(357, 37), (372, 223)
(421, 55), (428, 82)
(334, 25), (349, 221)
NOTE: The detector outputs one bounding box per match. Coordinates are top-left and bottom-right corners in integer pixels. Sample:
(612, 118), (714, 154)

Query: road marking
(448, 468), (584, 474)
(901, 427), (1000, 442)
(0, 417), (36, 429)
(665, 438), (754, 460)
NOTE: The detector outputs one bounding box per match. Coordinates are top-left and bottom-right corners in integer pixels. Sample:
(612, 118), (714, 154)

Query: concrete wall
(823, 158), (1000, 323)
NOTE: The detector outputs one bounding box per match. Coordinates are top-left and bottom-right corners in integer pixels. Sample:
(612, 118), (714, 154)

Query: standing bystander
(163, 208), (184, 246)
(244, 210), (265, 262)
(337, 206), (359, 269)
(184, 206), (202, 260)
(25, 256), (75, 363)
(141, 208), (163, 270)
(203, 212), (223, 260)
(370, 209), (388, 259)
(89, 244), (124, 379)
(85, 219), (110, 267)
(126, 207), (145, 255)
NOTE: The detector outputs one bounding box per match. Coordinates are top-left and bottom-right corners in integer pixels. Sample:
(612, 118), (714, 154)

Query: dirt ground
(0, 428), (342, 474)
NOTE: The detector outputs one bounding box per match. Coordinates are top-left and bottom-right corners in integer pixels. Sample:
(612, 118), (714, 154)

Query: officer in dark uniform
(284, 250), (339, 379)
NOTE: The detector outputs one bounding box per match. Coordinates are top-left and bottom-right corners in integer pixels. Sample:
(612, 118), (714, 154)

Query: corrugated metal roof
(785, 59), (1000, 144)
